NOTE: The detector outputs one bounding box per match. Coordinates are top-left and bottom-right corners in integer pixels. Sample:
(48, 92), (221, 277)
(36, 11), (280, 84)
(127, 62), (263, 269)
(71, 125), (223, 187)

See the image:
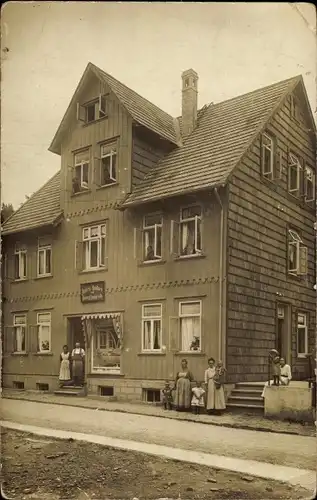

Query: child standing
(191, 381), (205, 415)
(161, 381), (173, 410)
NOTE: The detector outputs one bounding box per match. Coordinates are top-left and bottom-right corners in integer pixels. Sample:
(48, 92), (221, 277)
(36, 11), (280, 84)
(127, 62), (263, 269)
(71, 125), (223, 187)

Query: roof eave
(2, 212), (63, 237)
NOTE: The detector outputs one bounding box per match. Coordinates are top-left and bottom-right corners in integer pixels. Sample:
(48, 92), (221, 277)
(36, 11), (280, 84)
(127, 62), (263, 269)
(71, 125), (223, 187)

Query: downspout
(214, 187), (225, 363)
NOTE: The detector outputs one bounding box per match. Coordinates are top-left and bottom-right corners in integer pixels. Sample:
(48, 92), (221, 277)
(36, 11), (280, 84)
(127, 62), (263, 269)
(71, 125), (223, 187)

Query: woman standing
(174, 359), (194, 411)
(59, 345), (71, 387)
(71, 342), (85, 386)
(205, 357), (216, 414)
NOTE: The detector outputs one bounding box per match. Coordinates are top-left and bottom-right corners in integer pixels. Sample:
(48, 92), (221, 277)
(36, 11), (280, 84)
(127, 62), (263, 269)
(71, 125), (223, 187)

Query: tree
(1, 203), (14, 224)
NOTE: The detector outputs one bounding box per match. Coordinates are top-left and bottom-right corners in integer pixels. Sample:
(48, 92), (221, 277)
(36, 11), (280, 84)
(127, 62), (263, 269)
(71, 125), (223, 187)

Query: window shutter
(74, 240), (84, 271)
(98, 94), (106, 116)
(298, 246), (308, 276)
(93, 157), (101, 187)
(3, 326), (14, 354)
(274, 150), (283, 180)
(28, 325), (39, 353)
(299, 158), (305, 197)
(170, 220), (180, 256)
(259, 134), (264, 174)
(76, 103), (86, 122)
(133, 227), (143, 263)
(169, 317), (180, 352)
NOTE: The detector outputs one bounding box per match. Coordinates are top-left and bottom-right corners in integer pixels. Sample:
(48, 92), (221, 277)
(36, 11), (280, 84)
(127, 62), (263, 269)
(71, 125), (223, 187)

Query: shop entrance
(67, 316), (85, 352)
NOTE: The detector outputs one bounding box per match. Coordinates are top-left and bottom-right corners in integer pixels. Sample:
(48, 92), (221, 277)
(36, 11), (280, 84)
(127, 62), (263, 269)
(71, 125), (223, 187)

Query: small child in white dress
(191, 381), (205, 415)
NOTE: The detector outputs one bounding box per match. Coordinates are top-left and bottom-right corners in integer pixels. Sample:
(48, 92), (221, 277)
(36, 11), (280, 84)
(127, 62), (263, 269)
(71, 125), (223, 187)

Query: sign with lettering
(80, 281), (105, 303)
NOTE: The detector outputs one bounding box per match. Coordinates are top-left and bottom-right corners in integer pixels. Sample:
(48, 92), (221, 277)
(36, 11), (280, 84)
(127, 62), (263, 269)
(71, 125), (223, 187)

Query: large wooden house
(2, 64), (316, 401)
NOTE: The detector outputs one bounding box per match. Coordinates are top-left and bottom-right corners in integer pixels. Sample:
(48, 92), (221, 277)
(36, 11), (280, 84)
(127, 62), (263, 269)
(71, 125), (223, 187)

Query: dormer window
(77, 95), (107, 124)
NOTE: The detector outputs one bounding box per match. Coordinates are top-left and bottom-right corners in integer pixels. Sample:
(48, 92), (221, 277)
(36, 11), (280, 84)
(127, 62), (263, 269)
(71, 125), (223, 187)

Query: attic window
(290, 95), (300, 121)
(184, 78), (189, 88)
(77, 94), (107, 124)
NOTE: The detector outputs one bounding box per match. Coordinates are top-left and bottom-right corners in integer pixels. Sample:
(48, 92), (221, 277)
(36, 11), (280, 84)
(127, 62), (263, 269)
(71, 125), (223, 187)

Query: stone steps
(226, 382), (265, 415)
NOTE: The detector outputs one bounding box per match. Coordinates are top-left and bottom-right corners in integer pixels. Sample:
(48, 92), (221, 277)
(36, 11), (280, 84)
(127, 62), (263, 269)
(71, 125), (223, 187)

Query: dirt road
(1, 398), (315, 470)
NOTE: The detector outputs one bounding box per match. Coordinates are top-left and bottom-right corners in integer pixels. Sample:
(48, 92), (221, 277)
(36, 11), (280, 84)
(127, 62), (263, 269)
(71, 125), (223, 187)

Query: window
(72, 150), (90, 194)
(100, 143), (117, 185)
(14, 244), (27, 280)
(143, 389), (161, 403)
(180, 205), (202, 256)
(304, 166), (315, 202)
(13, 314), (26, 353)
(143, 214), (162, 262)
(290, 95), (300, 121)
(37, 237), (52, 277)
(83, 224), (107, 270)
(297, 312), (308, 357)
(261, 134), (274, 178)
(98, 330), (118, 350)
(288, 153), (301, 194)
(37, 312), (51, 352)
(142, 304), (162, 351)
(77, 95), (107, 124)
(288, 229), (307, 276)
(179, 301), (201, 352)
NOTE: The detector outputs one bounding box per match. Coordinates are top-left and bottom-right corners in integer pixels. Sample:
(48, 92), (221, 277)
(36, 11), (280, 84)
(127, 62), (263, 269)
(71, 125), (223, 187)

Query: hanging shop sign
(80, 281), (105, 303)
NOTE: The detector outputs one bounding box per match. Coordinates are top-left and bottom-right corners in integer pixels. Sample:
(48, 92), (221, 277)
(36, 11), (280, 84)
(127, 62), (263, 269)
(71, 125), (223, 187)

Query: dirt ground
(1, 429), (310, 500)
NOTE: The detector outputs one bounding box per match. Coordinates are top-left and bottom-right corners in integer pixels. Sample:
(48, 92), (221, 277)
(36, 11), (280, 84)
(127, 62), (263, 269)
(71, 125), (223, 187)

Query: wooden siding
(131, 128), (173, 187)
(226, 94), (316, 383)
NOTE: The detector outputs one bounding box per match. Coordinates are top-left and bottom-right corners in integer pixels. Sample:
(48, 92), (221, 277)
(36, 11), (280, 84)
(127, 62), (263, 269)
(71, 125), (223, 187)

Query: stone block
(264, 385), (313, 422)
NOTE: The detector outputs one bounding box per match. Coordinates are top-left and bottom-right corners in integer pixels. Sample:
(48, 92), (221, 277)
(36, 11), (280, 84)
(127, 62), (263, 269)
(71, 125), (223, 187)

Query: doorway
(67, 317), (85, 352)
(276, 304), (290, 362)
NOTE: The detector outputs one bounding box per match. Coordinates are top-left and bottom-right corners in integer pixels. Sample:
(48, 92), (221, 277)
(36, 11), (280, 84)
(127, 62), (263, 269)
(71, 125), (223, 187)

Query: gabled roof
(2, 171), (62, 235)
(123, 75), (314, 207)
(49, 63), (179, 155)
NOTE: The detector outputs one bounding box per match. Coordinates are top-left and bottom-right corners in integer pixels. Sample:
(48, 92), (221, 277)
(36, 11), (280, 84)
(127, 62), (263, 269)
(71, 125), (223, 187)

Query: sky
(1, 2), (316, 209)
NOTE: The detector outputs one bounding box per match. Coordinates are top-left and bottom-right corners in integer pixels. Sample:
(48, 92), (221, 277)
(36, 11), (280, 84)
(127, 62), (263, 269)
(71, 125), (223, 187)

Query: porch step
(231, 389), (264, 398)
(227, 395), (264, 407)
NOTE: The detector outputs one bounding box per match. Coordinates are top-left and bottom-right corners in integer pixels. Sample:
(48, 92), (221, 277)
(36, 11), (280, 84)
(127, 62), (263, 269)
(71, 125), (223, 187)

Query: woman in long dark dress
(174, 358), (194, 411)
(71, 342), (85, 386)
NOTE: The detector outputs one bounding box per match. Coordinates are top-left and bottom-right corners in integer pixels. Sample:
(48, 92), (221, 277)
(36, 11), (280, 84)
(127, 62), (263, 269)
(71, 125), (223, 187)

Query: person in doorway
(59, 345), (71, 387)
(261, 357), (292, 398)
(191, 381), (205, 415)
(174, 359), (194, 411)
(71, 342), (85, 387)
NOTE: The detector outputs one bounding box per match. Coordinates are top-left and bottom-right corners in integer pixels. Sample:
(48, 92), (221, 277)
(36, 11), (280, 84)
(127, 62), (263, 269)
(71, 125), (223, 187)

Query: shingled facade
(2, 64), (316, 400)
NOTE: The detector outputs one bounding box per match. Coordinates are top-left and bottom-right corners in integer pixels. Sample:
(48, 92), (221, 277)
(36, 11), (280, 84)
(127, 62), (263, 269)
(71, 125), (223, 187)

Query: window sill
(287, 272), (302, 282)
(11, 352), (29, 356)
(138, 259), (166, 267)
(175, 253), (206, 261)
(79, 268), (108, 275)
(138, 351), (166, 356)
(33, 352), (54, 356)
(88, 372), (125, 378)
(35, 275), (53, 280)
(71, 189), (92, 198)
(96, 182), (118, 190)
(297, 353), (309, 359)
(174, 351), (206, 356)
(12, 278), (29, 284)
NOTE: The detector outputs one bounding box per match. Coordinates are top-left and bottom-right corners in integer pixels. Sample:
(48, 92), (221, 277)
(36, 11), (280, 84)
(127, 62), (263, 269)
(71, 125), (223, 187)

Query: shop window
(92, 318), (121, 374)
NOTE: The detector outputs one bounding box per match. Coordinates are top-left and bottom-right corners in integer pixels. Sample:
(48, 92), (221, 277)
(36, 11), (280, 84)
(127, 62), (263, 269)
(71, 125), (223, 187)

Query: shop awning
(81, 313), (121, 320)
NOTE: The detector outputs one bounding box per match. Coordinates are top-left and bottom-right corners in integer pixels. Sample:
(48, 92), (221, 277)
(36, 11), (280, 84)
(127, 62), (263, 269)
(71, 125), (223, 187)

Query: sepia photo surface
(1, 2), (316, 499)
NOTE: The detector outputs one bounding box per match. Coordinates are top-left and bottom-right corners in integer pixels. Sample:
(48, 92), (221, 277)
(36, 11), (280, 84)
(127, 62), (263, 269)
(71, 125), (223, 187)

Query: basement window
(99, 386), (114, 397)
(143, 388), (161, 403)
(13, 381), (24, 390)
(36, 383), (49, 392)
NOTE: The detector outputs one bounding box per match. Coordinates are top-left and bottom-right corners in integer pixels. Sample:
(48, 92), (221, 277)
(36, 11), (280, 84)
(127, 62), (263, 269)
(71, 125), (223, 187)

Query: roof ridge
(92, 63), (176, 122)
(211, 75), (302, 108)
(2, 170), (60, 230)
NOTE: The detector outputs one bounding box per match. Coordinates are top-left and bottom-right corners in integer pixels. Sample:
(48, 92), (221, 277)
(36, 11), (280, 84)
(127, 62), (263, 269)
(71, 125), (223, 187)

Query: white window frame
(288, 229), (307, 276)
(297, 312), (308, 357)
(37, 238), (52, 277)
(77, 95), (107, 124)
(262, 133), (274, 178)
(179, 205), (202, 257)
(143, 214), (163, 262)
(304, 165), (315, 202)
(13, 314), (27, 353)
(37, 312), (51, 353)
(82, 224), (106, 271)
(288, 153), (301, 193)
(179, 300), (202, 352)
(141, 303), (162, 352)
(100, 143), (117, 185)
(14, 244), (27, 280)
(74, 150), (90, 191)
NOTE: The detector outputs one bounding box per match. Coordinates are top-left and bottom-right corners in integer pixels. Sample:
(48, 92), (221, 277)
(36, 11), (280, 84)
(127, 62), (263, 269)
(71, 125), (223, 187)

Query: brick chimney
(181, 69), (198, 137)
